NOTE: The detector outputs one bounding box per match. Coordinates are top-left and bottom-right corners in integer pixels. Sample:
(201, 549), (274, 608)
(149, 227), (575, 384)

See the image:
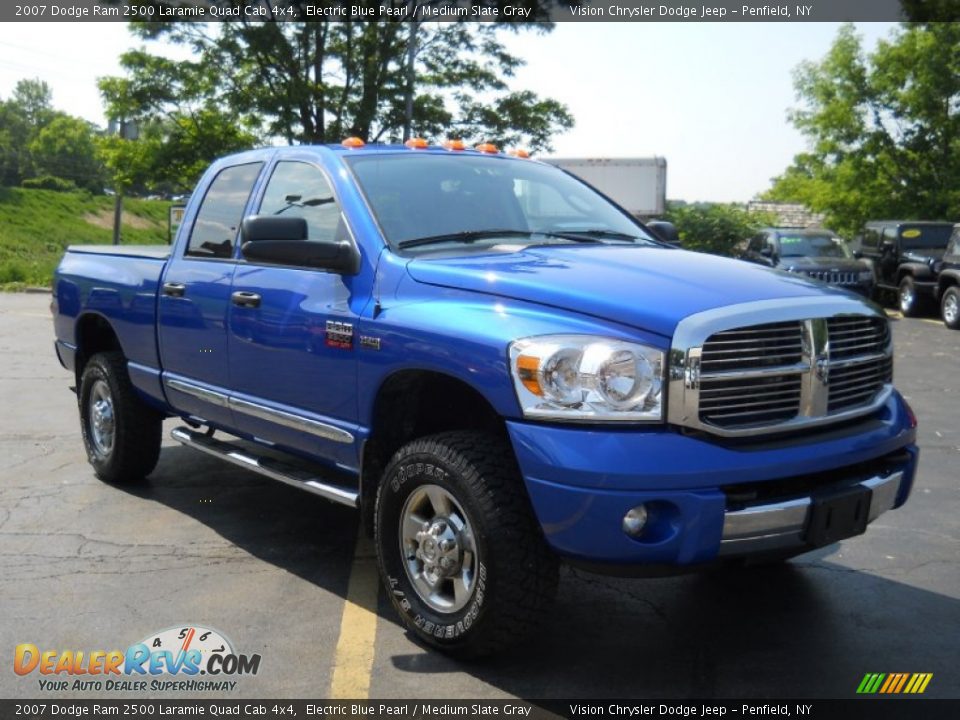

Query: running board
(171, 426), (359, 508)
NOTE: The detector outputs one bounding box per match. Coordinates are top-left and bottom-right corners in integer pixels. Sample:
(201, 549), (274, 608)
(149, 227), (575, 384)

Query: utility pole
(403, 21), (419, 142)
(109, 118), (138, 245)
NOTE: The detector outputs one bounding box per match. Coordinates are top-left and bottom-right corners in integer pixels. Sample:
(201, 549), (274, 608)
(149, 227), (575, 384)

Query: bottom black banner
(1, 700), (958, 720)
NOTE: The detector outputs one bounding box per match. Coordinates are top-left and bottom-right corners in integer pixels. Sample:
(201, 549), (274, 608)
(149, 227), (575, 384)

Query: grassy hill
(0, 187), (173, 288)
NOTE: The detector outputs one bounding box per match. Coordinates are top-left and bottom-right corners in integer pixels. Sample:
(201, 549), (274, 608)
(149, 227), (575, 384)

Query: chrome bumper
(718, 470), (903, 556)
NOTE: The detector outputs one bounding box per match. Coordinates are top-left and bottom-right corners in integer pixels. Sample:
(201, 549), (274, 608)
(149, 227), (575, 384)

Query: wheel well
(939, 275), (959, 294)
(360, 371), (507, 535)
(75, 314), (122, 383)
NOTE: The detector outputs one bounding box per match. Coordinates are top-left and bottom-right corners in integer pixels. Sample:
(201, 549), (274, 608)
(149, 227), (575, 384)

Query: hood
(406, 245), (853, 338)
(777, 256), (867, 272)
(902, 249), (944, 264)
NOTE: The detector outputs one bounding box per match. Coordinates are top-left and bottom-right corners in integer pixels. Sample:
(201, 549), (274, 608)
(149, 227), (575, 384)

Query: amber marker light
(443, 139), (467, 151)
(342, 136), (365, 148)
(509, 149), (530, 158)
(475, 143), (499, 154)
(516, 355), (543, 396)
(405, 138), (429, 149)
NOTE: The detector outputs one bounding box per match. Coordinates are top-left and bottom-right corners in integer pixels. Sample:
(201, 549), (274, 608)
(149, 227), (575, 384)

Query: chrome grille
(828, 356), (894, 412)
(803, 270), (859, 286)
(690, 314), (892, 432)
(699, 322), (803, 426)
(827, 316), (889, 359)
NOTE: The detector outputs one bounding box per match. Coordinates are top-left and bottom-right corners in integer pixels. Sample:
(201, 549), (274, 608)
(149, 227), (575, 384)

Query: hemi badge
(325, 320), (354, 349)
(360, 336), (381, 351)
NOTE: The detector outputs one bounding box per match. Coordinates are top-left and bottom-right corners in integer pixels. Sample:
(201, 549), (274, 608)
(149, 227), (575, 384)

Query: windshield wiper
(397, 229), (537, 250)
(548, 229), (643, 243)
(397, 228), (637, 251)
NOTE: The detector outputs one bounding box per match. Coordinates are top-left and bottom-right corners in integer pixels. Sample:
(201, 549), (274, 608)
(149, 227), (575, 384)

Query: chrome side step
(171, 426), (359, 508)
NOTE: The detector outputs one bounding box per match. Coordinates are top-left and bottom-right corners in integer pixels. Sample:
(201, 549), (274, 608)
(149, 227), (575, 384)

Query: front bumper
(507, 390), (918, 568)
(719, 468), (902, 556)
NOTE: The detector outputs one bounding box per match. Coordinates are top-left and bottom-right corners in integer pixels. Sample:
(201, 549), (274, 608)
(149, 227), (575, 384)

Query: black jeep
(739, 227), (873, 295)
(936, 225), (960, 329)
(855, 220), (953, 316)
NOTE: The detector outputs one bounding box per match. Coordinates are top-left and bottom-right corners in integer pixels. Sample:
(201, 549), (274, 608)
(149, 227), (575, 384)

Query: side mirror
(760, 246), (774, 258)
(241, 215), (308, 243)
(852, 249), (863, 259)
(881, 239), (895, 251)
(240, 216), (360, 274)
(647, 220), (680, 245)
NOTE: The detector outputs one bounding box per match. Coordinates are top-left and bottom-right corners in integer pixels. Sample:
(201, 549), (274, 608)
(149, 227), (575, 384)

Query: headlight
(509, 335), (664, 422)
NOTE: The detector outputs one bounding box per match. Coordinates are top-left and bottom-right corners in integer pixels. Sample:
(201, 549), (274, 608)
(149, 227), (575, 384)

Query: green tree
(9, 78), (55, 129)
(29, 116), (104, 192)
(663, 202), (775, 256)
(101, 14), (572, 152)
(766, 23), (960, 238)
(0, 79), (57, 186)
(97, 72), (258, 193)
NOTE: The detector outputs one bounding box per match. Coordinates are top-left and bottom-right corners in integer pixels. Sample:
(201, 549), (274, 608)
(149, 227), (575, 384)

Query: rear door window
(187, 162), (263, 259)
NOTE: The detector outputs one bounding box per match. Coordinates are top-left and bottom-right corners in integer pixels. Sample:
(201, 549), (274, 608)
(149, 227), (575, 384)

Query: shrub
(21, 175), (79, 193)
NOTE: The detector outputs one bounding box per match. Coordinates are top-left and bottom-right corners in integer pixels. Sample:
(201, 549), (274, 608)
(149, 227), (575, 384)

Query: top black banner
(2, 0), (948, 24)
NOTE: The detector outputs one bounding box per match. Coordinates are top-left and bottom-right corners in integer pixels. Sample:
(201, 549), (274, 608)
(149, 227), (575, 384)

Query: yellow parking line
(329, 529), (380, 699)
(919, 319), (942, 326)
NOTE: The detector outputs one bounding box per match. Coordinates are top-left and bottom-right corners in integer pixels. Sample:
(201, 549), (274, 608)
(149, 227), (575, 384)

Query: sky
(0, 21), (898, 202)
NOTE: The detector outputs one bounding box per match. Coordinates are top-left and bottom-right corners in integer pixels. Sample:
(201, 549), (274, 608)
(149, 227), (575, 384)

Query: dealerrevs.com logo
(14, 625), (261, 693)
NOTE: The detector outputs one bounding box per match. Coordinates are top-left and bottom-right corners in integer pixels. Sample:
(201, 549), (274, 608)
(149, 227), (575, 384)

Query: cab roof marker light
(443, 139), (467, 151)
(405, 138), (429, 149)
(509, 149), (531, 159)
(475, 143), (499, 154)
(342, 137), (365, 148)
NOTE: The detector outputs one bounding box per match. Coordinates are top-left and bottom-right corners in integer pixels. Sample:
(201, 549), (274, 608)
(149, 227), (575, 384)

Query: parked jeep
(855, 220), (954, 316)
(739, 228), (873, 296)
(936, 224), (960, 329)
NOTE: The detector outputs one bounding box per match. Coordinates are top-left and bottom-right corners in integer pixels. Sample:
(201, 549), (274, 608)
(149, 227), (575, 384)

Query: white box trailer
(544, 157), (667, 218)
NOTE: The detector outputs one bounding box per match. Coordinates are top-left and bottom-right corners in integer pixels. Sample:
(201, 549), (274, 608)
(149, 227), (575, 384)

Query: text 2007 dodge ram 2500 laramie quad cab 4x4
(52, 140), (919, 656)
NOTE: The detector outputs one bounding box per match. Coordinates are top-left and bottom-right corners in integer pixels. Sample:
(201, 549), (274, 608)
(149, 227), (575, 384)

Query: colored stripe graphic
(858, 673), (932, 694)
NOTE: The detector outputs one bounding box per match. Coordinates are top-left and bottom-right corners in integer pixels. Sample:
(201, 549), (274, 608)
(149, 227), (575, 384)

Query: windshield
(778, 234), (852, 259)
(345, 153), (657, 250)
(899, 225), (952, 250)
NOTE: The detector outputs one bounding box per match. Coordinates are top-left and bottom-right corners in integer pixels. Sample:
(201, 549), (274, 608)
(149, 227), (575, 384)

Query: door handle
(162, 282), (186, 298)
(231, 291), (261, 308)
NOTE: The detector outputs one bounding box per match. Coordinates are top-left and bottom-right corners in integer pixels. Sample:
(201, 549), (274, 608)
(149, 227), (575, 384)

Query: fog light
(622, 505), (649, 537)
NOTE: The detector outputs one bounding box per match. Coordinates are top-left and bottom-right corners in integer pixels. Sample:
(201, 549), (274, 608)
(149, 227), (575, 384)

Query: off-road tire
(79, 352), (162, 483)
(898, 276), (925, 317)
(374, 431), (559, 658)
(941, 285), (960, 330)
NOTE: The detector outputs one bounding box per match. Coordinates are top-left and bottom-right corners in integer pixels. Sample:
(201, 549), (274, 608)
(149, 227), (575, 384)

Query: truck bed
(53, 245), (170, 389)
(66, 244), (172, 260)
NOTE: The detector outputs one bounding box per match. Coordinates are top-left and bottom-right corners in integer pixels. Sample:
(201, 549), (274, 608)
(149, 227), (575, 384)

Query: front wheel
(942, 286), (960, 330)
(374, 431), (558, 657)
(79, 352), (162, 483)
(898, 276), (923, 317)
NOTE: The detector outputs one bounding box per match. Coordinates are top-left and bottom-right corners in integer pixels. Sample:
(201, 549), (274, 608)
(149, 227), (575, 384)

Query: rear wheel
(374, 431), (558, 657)
(79, 352), (162, 483)
(942, 286), (960, 330)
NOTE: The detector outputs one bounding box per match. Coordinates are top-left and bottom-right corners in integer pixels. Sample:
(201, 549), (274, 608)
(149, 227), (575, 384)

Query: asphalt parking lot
(1, 292), (957, 700)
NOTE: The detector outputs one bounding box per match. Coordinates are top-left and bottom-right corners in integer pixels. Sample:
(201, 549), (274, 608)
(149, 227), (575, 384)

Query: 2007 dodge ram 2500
(53, 141), (919, 656)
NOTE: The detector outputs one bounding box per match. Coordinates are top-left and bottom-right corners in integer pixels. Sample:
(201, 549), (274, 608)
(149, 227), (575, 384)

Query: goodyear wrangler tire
(79, 352), (162, 483)
(374, 431), (559, 657)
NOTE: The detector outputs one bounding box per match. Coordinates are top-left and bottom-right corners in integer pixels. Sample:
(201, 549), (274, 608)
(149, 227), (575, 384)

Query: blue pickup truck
(52, 140), (919, 656)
